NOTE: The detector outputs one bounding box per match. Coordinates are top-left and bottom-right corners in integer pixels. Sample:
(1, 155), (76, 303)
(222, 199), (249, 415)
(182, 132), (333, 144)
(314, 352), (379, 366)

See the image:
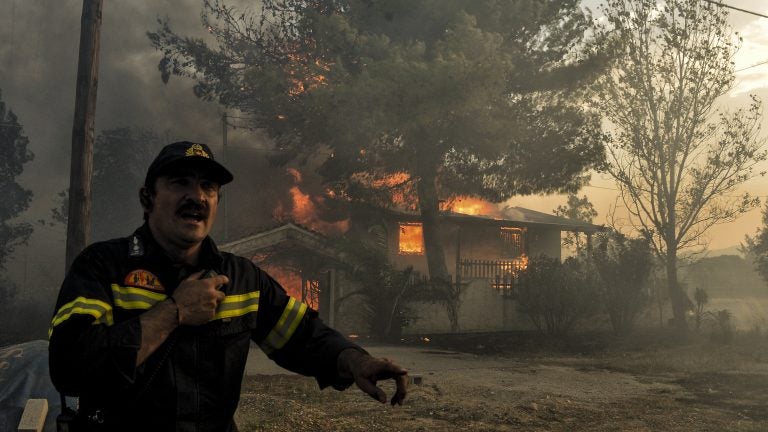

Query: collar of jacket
(129, 223), (224, 271)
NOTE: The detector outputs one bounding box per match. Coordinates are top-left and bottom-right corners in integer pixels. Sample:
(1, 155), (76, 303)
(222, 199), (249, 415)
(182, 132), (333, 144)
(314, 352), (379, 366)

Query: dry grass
(235, 331), (768, 431)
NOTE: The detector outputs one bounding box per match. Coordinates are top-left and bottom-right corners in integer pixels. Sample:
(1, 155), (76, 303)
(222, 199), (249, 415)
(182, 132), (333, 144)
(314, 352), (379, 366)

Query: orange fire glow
(349, 171), (411, 189)
(398, 222), (424, 255)
(445, 196), (504, 219)
(349, 171), (415, 209)
(500, 255), (529, 274)
(287, 54), (331, 96)
(273, 168), (350, 235)
(287, 167), (303, 183)
(287, 186), (349, 234)
(261, 265), (303, 300)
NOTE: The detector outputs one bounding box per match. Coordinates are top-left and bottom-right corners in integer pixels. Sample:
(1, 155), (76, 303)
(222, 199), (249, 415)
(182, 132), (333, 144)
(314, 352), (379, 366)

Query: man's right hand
(171, 270), (229, 326)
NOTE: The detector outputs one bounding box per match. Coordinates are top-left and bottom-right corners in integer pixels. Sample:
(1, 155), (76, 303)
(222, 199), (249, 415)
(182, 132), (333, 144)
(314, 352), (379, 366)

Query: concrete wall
(402, 279), (537, 334)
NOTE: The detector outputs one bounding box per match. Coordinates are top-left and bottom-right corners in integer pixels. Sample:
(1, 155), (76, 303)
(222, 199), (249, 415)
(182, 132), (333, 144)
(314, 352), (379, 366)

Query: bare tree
(593, 0), (766, 332)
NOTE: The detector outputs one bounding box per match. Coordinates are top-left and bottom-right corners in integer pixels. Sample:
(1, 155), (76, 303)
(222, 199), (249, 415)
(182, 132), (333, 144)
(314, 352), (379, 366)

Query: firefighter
(48, 141), (407, 431)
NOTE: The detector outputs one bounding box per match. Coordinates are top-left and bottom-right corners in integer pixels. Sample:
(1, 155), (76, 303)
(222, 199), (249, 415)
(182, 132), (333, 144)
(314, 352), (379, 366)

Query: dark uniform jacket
(48, 224), (360, 431)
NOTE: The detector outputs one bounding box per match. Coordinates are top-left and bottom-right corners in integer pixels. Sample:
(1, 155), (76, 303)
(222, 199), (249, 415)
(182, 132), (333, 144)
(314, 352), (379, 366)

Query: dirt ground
(235, 331), (768, 431)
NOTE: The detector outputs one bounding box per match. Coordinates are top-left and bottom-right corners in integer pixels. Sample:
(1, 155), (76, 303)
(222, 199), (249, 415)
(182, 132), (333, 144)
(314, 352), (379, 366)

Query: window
(398, 222), (424, 255)
(500, 227), (526, 258)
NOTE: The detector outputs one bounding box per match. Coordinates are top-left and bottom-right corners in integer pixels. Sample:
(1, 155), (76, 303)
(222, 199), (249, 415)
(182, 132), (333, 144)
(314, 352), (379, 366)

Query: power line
(736, 58), (768, 73)
(700, 0), (768, 19)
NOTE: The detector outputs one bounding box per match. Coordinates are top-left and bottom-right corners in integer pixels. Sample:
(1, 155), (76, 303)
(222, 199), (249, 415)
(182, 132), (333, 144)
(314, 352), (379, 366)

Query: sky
(514, 0), (768, 253)
(1, 0), (768, 291)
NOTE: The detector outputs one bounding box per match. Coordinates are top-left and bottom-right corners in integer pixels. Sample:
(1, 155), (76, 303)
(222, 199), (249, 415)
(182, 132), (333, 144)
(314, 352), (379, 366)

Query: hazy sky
(516, 0), (768, 252)
(1, 0), (767, 287)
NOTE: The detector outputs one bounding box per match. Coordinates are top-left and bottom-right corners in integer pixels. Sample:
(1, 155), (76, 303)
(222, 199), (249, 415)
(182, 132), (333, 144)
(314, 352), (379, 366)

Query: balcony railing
(458, 258), (527, 296)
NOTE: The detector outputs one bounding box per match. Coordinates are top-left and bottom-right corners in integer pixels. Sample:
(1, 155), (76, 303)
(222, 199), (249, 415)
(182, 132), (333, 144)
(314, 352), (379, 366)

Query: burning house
(220, 195), (603, 335)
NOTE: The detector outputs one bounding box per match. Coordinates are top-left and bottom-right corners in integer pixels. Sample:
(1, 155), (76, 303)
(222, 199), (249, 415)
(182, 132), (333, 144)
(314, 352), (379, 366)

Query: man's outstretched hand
(337, 348), (408, 406)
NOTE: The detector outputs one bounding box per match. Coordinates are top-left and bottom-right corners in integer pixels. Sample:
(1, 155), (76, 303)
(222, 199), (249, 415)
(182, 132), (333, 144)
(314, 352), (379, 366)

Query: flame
(261, 265), (303, 300)
(445, 196), (504, 219)
(287, 167), (303, 183)
(398, 222), (424, 255)
(499, 255), (529, 274)
(350, 171), (410, 189)
(349, 171), (415, 209)
(286, 53), (331, 96)
(259, 265), (322, 310)
(287, 186), (349, 234)
(274, 168), (349, 235)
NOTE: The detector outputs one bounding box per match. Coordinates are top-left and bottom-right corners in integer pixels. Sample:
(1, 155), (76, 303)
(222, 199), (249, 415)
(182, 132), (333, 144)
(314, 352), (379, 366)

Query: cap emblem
(185, 143), (211, 159)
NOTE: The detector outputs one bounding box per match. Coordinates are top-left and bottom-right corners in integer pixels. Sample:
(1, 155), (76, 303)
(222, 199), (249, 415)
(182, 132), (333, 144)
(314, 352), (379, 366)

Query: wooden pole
(222, 112), (228, 241)
(66, 0), (103, 271)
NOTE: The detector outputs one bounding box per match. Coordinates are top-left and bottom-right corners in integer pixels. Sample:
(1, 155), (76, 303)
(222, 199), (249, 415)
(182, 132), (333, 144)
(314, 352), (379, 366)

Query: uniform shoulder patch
(124, 269), (165, 292)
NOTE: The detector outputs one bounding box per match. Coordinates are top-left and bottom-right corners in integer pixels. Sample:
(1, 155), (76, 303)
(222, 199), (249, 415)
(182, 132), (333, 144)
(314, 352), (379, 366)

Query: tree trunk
(665, 246), (688, 333)
(416, 170), (460, 331)
(416, 173), (450, 281)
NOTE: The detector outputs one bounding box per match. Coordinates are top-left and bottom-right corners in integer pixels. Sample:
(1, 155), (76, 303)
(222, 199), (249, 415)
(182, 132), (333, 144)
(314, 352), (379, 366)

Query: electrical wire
(700, 0), (768, 19)
(736, 58), (768, 73)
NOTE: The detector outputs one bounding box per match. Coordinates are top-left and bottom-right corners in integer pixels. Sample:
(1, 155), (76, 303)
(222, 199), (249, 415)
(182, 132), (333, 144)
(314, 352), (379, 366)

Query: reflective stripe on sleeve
(260, 297), (308, 355)
(111, 284), (166, 310)
(214, 291), (260, 320)
(49, 296), (114, 337)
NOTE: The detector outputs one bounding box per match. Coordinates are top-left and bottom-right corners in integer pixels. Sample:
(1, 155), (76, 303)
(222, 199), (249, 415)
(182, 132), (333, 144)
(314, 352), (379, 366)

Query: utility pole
(221, 112), (229, 241)
(66, 0), (103, 271)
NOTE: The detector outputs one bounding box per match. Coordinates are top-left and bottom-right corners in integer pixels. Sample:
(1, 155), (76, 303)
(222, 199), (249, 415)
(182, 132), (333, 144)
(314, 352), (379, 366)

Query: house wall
(527, 227), (561, 260)
(331, 270), (369, 335)
(387, 220), (558, 277)
(402, 279), (537, 334)
(336, 217), (567, 335)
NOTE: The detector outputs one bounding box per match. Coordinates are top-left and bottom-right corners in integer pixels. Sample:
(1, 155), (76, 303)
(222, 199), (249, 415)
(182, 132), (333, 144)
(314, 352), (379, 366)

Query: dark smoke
(0, 0), (276, 318)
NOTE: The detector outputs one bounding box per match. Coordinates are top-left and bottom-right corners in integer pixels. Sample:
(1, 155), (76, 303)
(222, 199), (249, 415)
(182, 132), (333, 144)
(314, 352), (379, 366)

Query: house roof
(383, 206), (605, 233)
(220, 204), (604, 259)
(219, 222), (331, 258)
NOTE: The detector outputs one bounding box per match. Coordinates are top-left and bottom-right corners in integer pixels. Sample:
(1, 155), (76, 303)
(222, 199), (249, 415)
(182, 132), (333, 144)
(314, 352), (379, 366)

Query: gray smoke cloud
(0, 0), (271, 292)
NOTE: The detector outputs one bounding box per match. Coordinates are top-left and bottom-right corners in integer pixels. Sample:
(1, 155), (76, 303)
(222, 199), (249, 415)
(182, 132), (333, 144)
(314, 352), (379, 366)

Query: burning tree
(592, 0), (766, 332)
(149, 0), (607, 328)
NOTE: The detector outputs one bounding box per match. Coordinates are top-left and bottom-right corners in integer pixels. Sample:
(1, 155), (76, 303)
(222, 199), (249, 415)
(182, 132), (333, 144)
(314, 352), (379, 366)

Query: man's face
(146, 169), (220, 251)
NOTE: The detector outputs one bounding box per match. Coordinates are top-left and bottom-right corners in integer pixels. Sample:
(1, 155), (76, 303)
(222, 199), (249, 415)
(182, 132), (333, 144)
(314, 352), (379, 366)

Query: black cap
(145, 141), (234, 186)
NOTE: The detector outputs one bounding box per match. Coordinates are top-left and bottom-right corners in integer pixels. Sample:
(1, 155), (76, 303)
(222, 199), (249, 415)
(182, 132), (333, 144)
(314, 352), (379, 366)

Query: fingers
(185, 270), (230, 287)
(173, 271), (229, 326)
(355, 377), (387, 403)
(351, 356), (408, 406)
(374, 358), (408, 381)
(391, 373), (408, 406)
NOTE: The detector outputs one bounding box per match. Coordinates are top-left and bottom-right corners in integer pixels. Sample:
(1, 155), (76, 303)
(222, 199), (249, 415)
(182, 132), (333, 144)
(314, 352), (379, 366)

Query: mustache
(176, 199), (209, 216)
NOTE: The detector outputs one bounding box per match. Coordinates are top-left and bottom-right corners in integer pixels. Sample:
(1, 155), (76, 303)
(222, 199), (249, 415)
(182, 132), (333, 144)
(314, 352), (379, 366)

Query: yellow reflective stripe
(112, 285), (166, 300)
(214, 291), (260, 320)
(111, 284), (166, 310)
(285, 302), (307, 341)
(261, 297), (308, 354)
(49, 296), (114, 337)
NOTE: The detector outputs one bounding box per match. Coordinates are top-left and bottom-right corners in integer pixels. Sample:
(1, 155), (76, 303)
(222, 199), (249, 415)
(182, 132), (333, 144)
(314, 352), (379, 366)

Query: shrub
(514, 255), (600, 336)
(589, 231), (653, 334)
(333, 233), (422, 341)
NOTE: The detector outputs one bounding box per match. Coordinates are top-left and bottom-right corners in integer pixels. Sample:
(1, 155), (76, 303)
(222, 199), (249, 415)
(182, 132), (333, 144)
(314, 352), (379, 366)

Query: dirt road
(237, 337), (768, 431)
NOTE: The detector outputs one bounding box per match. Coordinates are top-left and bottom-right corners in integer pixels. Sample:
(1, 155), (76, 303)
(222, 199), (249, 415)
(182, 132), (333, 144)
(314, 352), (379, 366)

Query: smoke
(0, 0), (266, 292)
